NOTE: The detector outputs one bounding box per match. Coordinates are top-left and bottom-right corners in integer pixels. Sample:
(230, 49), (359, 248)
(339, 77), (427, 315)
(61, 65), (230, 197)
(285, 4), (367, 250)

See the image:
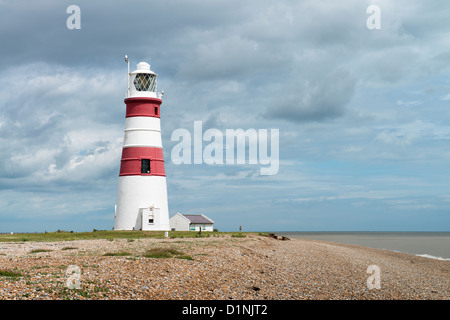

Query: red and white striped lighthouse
(114, 60), (170, 231)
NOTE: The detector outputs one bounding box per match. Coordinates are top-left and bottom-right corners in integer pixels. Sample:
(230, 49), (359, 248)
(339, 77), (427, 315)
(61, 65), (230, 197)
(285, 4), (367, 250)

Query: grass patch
(0, 269), (23, 279)
(231, 233), (246, 238)
(58, 287), (92, 299)
(143, 248), (193, 260)
(31, 265), (49, 269)
(29, 249), (52, 254)
(0, 230), (226, 242)
(61, 247), (78, 251)
(177, 255), (194, 261)
(103, 251), (132, 257)
(93, 285), (109, 293)
(0, 231), (258, 243)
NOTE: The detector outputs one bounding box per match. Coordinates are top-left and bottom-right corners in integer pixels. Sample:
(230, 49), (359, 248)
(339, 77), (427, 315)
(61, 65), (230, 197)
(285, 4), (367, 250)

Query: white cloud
(0, 62), (124, 189)
(440, 94), (450, 101)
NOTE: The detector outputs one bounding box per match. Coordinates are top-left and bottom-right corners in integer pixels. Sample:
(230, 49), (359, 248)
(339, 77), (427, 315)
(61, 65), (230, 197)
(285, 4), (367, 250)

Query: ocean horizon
(276, 231), (450, 261)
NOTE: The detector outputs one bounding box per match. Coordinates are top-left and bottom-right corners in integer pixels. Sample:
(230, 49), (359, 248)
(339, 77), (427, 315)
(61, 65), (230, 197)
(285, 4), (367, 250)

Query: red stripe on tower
(119, 147), (166, 176)
(125, 97), (161, 118)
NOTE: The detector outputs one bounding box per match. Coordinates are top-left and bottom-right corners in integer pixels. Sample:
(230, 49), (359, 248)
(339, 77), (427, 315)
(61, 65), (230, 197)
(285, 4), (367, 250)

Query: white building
(170, 213), (215, 231)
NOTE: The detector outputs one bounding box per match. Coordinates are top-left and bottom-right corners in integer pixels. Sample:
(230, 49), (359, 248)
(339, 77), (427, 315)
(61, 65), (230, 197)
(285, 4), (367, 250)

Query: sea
(277, 232), (450, 261)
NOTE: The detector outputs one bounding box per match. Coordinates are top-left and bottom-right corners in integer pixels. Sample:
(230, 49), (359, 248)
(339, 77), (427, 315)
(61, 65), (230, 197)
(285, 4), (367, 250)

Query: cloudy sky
(0, 0), (449, 232)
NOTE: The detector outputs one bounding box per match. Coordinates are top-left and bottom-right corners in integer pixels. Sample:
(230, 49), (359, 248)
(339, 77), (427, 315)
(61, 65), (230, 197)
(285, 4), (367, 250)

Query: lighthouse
(114, 59), (170, 231)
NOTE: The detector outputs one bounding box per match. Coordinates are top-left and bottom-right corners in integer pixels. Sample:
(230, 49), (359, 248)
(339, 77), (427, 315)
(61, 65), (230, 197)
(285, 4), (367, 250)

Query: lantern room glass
(134, 73), (156, 92)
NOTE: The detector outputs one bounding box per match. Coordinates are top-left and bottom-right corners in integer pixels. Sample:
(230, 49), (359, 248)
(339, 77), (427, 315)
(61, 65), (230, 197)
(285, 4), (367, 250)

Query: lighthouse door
(140, 207), (160, 230)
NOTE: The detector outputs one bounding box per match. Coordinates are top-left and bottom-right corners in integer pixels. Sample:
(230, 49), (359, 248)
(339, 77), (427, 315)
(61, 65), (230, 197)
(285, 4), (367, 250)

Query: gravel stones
(0, 234), (448, 300)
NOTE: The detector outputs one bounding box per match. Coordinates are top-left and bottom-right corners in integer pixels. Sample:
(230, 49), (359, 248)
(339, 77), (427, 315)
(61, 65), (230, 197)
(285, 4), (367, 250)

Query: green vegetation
(0, 230), (256, 243)
(0, 269), (23, 279)
(231, 233), (246, 238)
(143, 247), (193, 260)
(57, 287), (93, 299)
(103, 251), (132, 257)
(31, 265), (49, 269)
(29, 249), (52, 254)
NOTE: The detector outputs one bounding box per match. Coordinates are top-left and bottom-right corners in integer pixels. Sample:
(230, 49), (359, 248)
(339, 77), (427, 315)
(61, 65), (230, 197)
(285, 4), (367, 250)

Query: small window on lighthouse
(148, 212), (154, 224)
(134, 73), (156, 92)
(141, 159), (150, 174)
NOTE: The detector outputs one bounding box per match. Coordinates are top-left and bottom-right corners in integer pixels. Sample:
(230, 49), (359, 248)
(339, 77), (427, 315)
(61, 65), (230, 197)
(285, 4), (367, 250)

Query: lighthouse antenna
(125, 55), (130, 97)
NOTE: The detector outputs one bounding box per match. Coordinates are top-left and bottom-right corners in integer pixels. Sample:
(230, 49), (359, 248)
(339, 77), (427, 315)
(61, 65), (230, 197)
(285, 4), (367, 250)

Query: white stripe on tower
(123, 117), (162, 148)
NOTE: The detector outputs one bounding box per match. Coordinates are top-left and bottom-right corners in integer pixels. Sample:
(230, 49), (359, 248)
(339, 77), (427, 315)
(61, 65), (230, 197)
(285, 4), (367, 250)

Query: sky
(0, 0), (449, 232)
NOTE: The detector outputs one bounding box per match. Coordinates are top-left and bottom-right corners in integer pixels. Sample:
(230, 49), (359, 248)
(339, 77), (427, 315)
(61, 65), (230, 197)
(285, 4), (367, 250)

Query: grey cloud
(176, 34), (288, 82)
(265, 68), (356, 123)
(0, 0), (254, 71)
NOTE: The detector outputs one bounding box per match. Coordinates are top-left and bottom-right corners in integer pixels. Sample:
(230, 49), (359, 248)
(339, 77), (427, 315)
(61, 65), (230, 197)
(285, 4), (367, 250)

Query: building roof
(182, 214), (214, 224)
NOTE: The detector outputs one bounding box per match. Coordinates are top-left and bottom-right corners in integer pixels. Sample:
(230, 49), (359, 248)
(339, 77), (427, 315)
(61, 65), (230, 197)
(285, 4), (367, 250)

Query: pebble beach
(0, 233), (448, 300)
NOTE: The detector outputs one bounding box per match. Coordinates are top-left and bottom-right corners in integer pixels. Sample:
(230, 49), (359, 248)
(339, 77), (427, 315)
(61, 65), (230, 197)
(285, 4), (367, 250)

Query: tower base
(114, 175), (170, 231)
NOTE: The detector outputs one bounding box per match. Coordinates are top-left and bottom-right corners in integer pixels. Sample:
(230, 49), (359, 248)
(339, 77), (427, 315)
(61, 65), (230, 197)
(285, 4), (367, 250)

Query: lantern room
(128, 62), (158, 98)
